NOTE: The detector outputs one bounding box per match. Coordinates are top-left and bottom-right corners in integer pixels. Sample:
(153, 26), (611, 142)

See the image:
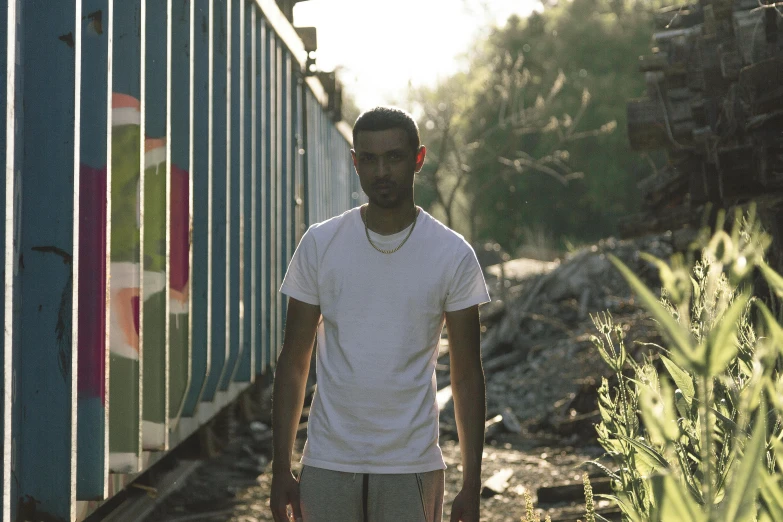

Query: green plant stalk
(699, 373), (715, 515)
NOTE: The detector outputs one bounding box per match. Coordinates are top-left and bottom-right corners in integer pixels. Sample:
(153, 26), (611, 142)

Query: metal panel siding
(182, 0), (211, 417)
(1, 0), (359, 516)
(17, 1), (80, 518)
(1, 3), (11, 518)
(294, 75), (305, 242)
(109, 0), (143, 473)
(169, 0), (192, 427)
(143, 0), (169, 451)
(222, 0), (242, 390)
(237, 2), (255, 383)
(274, 40), (283, 364)
(279, 48), (289, 343)
(77, 0), (111, 500)
(255, 16), (267, 376)
(265, 29), (277, 370)
(202, 0), (229, 403)
(3, 3), (22, 520)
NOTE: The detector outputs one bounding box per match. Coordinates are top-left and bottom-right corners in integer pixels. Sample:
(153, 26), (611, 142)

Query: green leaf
(756, 301), (783, 359)
(617, 434), (670, 472)
(759, 260), (783, 298)
(585, 459), (621, 482)
(609, 255), (695, 366)
(650, 473), (706, 522)
(704, 292), (750, 376)
(660, 355), (695, 406)
(760, 473), (783, 522)
(719, 400), (767, 522)
(596, 493), (643, 522)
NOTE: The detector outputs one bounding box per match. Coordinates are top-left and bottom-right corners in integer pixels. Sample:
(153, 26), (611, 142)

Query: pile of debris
(440, 233), (673, 442)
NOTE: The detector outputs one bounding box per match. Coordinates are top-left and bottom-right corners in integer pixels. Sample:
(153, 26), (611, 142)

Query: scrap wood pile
(621, 0), (783, 238)
(439, 233), (673, 442)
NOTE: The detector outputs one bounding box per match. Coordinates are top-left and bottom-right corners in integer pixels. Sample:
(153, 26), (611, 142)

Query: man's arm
(270, 297), (321, 521)
(445, 304), (486, 521)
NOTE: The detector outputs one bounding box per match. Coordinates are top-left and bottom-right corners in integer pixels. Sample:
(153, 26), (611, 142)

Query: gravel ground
(144, 420), (608, 522)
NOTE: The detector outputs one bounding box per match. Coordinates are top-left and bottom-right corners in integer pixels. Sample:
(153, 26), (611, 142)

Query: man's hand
(270, 470), (303, 522)
(450, 488), (480, 522)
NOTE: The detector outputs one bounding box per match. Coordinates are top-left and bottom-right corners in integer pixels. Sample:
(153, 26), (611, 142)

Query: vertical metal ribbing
(1, 1), (16, 519)
(236, 1), (255, 384)
(17, 0), (80, 517)
(77, 0), (112, 500)
(275, 40), (283, 364)
(256, 16), (267, 377)
(103, 0), (113, 496)
(182, 0), (212, 417)
(266, 30), (277, 371)
(169, 0), (192, 427)
(222, 0), (242, 390)
(202, 0), (229, 404)
(164, 0), (172, 448)
(142, 0), (170, 452)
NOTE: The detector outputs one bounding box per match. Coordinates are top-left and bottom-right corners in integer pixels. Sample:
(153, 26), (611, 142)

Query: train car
(0, 1), (362, 520)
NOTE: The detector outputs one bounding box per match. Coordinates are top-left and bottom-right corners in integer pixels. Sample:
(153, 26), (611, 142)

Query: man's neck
(363, 202), (418, 236)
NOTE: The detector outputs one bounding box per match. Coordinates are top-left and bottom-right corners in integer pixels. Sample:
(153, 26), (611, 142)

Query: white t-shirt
(279, 206), (490, 473)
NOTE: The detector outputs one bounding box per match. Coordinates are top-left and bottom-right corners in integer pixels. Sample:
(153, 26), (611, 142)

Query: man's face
(351, 128), (426, 209)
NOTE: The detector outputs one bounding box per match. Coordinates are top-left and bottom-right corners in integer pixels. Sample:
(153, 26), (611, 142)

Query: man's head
(351, 107), (426, 209)
(352, 106), (421, 153)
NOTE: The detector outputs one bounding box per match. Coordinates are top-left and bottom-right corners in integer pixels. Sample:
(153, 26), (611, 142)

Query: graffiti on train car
(109, 92), (142, 472)
(143, 136), (167, 448)
(170, 164), (191, 427)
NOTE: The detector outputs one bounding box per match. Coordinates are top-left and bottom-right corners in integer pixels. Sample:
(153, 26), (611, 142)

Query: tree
(410, 0), (664, 252)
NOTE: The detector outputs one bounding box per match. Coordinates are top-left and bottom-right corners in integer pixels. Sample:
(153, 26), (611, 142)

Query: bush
(591, 206), (783, 521)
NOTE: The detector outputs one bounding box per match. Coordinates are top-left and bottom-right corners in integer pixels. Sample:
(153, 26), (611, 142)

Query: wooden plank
(537, 477), (613, 505)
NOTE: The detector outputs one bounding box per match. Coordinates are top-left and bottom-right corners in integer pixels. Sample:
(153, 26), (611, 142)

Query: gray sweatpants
(298, 465), (445, 522)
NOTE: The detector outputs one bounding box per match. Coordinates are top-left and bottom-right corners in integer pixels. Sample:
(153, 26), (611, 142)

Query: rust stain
(31, 246), (72, 265)
(58, 32), (75, 48)
(31, 246), (73, 382)
(84, 10), (104, 35)
(55, 273), (73, 382)
(17, 495), (68, 522)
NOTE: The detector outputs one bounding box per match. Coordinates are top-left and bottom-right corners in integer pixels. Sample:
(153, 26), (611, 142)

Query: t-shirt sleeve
(279, 228), (319, 305)
(444, 245), (491, 312)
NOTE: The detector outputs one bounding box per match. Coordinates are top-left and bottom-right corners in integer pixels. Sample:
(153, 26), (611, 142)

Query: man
(270, 106), (490, 522)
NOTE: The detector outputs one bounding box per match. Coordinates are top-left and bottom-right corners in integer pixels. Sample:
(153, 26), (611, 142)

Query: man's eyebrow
(358, 148), (407, 155)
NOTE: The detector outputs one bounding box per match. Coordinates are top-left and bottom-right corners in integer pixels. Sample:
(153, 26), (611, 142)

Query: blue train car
(0, 1), (360, 520)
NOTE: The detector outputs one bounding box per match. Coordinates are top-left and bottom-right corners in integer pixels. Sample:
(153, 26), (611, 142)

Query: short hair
(352, 106), (421, 152)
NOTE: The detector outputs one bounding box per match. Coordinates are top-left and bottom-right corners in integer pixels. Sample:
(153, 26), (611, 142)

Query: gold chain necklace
(364, 205), (419, 254)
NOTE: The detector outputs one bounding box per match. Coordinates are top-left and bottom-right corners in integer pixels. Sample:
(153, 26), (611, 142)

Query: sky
(293, 0), (543, 110)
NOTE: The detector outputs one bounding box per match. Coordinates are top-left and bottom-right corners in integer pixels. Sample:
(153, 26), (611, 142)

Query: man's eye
(388, 153), (402, 160)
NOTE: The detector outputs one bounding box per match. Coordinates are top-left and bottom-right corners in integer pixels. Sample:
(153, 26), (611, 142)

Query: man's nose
(376, 157), (388, 178)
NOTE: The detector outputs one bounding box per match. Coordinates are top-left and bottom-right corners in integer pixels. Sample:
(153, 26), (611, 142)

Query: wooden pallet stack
(622, 0), (783, 237)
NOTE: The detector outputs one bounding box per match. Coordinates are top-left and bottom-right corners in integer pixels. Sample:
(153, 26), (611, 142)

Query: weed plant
(591, 206), (783, 521)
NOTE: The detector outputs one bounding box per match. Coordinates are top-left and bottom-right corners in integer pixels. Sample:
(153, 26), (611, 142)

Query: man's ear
(350, 149), (357, 170)
(415, 146), (426, 173)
